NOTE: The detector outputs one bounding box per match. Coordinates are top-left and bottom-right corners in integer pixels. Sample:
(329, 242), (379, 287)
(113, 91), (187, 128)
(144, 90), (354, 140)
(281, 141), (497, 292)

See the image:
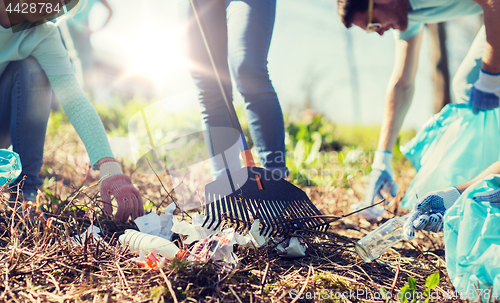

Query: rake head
(203, 167), (330, 238)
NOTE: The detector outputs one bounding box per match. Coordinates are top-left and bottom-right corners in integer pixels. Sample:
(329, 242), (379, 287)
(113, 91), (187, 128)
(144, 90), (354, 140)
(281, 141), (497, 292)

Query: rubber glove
(99, 160), (144, 221)
(473, 188), (500, 209)
(469, 69), (500, 114)
(352, 151), (398, 221)
(403, 187), (461, 240)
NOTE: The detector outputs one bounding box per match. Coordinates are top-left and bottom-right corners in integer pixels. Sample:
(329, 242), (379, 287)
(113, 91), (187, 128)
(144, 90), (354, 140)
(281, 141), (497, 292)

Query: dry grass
(0, 122), (466, 303)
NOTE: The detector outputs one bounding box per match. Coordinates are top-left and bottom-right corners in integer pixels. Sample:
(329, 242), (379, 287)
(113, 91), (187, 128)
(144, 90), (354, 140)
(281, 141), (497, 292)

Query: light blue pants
(0, 57), (52, 198)
(180, 0), (288, 180)
(453, 26), (486, 104)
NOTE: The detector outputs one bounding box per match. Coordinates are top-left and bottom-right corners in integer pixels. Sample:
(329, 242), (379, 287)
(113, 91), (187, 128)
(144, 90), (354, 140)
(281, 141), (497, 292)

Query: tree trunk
(427, 23), (450, 113)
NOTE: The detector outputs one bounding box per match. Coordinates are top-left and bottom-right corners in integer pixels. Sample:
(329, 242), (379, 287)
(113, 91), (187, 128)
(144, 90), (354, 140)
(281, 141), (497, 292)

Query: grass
(0, 102), (460, 302)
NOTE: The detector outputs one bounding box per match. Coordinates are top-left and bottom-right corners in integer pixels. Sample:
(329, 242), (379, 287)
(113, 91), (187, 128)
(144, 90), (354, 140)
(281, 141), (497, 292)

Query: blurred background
(62, 0), (482, 129)
(47, 0), (484, 194)
(39, 0), (486, 214)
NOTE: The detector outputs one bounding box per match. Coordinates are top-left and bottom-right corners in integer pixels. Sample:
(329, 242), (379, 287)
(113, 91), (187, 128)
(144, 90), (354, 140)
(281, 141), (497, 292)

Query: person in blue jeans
(337, 0), (500, 220)
(180, 0), (288, 180)
(0, 0), (143, 221)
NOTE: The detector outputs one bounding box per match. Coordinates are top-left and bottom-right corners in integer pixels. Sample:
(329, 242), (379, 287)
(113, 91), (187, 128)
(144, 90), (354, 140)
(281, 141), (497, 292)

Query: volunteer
(60, 0), (113, 92)
(402, 161), (500, 301)
(337, 0), (500, 219)
(180, 0), (288, 180)
(0, 0), (143, 221)
(403, 161), (500, 238)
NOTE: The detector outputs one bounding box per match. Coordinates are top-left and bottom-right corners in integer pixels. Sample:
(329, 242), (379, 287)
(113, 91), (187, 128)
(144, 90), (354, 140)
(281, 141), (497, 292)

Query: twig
(160, 267), (178, 303)
(114, 261), (130, 292)
(283, 199), (386, 225)
(407, 241), (448, 283)
(290, 264), (312, 303)
(260, 263), (270, 293)
(390, 257), (401, 293)
(229, 285), (243, 303)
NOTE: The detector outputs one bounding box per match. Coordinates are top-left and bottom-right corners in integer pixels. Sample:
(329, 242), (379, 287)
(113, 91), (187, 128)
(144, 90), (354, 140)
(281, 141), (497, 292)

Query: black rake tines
(203, 196), (331, 238)
(202, 167), (331, 238)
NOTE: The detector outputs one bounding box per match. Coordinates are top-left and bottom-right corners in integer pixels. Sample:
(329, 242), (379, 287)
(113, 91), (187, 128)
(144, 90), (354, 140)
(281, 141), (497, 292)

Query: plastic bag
(400, 104), (500, 209)
(0, 149), (21, 187)
(188, 228), (238, 265)
(443, 174), (500, 302)
(132, 250), (168, 269)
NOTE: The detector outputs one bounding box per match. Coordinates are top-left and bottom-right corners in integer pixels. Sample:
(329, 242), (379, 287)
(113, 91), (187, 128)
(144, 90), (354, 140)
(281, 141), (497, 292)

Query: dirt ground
(0, 126), (468, 303)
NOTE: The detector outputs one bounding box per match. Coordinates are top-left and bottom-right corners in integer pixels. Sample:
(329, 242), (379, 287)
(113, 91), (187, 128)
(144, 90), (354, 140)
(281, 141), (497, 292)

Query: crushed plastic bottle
(119, 229), (188, 260)
(0, 149), (21, 187)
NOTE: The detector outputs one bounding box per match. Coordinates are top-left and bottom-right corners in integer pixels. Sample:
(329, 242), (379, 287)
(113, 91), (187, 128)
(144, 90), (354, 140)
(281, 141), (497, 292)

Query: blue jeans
(180, 0), (287, 180)
(0, 56), (52, 198)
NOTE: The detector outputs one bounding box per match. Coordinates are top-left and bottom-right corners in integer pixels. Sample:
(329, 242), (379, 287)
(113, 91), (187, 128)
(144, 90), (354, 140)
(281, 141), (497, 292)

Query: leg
(0, 67), (12, 150)
(179, 0), (241, 179)
(452, 26), (486, 104)
(0, 57), (53, 200)
(226, 0), (288, 179)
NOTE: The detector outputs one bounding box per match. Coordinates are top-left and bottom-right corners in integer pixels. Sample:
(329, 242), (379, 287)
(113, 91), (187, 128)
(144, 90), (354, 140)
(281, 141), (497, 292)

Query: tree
(427, 23), (450, 113)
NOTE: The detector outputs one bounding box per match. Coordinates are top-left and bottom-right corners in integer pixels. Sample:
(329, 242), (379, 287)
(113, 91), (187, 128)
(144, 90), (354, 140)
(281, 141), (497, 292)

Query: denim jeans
(180, 0), (287, 180)
(0, 56), (52, 198)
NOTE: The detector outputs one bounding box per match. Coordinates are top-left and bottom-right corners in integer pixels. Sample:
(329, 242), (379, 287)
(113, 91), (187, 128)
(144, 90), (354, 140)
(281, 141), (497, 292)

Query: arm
(377, 29), (424, 151)
(354, 30), (425, 220)
(88, 0), (113, 33)
(47, 74), (114, 167)
(47, 74), (143, 221)
(456, 161), (500, 193)
(404, 161), (500, 239)
(471, 0), (500, 74)
(466, 5), (500, 114)
(100, 0), (113, 28)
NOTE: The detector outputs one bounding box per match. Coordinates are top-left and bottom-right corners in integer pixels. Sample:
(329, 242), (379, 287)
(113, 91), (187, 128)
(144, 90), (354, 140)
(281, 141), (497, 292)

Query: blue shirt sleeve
(47, 74), (115, 169)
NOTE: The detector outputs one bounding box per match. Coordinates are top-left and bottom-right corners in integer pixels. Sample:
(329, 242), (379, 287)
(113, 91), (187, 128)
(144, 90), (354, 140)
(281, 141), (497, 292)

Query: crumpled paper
(171, 212), (214, 244)
(134, 202), (176, 240)
(130, 206), (280, 268)
(276, 237), (306, 258)
(248, 219), (269, 248)
(188, 228), (239, 269)
(170, 213), (268, 248)
(71, 225), (101, 246)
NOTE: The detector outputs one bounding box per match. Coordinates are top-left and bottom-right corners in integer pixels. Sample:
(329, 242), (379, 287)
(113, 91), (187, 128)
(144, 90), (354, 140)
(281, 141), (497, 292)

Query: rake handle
(188, 0), (255, 168)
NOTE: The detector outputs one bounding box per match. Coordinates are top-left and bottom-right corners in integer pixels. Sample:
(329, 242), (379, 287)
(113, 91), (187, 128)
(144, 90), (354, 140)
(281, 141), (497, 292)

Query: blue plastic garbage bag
(444, 174), (500, 302)
(0, 149), (21, 187)
(400, 104), (500, 209)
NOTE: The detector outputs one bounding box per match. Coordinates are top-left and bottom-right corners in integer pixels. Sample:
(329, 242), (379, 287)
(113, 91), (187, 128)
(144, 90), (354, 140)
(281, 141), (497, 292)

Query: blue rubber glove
(473, 188), (500, 209)
(468, 70), (500, 114)
(403, 187), (461, 240)
(352, 151), (398, 221)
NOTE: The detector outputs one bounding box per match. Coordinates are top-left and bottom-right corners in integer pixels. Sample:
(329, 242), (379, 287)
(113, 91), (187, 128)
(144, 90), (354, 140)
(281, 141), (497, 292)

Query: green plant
(379, 272), (440, 303)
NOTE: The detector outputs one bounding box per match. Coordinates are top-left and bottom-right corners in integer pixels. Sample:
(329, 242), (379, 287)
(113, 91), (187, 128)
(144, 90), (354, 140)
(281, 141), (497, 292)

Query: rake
(189, 0), (331, 238)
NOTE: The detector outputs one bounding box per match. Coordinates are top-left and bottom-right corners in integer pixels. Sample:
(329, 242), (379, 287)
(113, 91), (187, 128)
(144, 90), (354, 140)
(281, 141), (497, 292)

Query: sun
(123, 27), (186, 87)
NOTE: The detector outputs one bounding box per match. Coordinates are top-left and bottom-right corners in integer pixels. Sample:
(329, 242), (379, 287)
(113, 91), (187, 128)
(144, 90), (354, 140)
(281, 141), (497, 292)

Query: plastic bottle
(119, 229), (187, 259)
(0, 149), (21, 186)
(355, 214), (410, 262)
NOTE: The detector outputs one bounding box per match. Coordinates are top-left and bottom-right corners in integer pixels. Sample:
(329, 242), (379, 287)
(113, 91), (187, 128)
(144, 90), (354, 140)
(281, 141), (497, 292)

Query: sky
(87, 0), (481, 130)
